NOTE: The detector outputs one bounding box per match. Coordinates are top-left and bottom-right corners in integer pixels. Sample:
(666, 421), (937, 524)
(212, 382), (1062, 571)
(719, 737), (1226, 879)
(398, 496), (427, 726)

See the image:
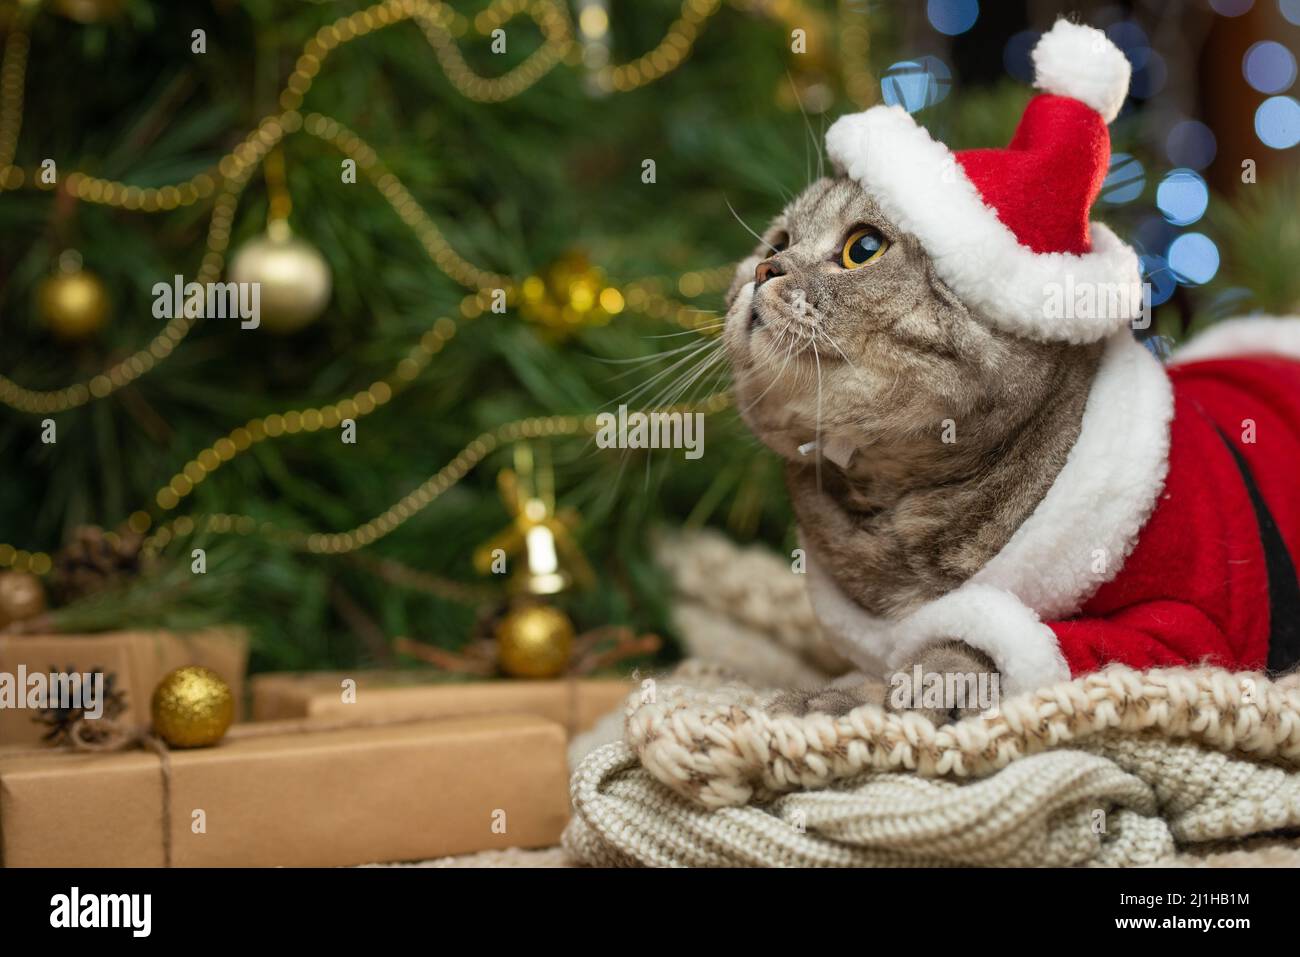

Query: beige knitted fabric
(562, 664), (1300, 867)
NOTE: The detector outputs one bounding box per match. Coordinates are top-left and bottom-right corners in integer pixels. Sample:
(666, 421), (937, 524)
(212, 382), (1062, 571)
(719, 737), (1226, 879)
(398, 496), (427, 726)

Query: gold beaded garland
(150, 666), (234, 748)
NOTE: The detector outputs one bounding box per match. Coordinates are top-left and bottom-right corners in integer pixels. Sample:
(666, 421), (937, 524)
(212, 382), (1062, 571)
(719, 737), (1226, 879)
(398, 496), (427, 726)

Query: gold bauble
(227, 225), (332, 334)
(37, 268), (110, 342)
(52, 0), (125, 24)
(150, 666), (234, 748)
(495, 604), (575, 679)
(0, 571), (45, 629)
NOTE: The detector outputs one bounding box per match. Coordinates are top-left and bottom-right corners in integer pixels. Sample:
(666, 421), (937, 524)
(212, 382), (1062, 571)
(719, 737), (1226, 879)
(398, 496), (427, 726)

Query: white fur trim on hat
(800, 331), (1172, 693)
(1031, 19), (1131, 123)
(825, 105), (1143, 344)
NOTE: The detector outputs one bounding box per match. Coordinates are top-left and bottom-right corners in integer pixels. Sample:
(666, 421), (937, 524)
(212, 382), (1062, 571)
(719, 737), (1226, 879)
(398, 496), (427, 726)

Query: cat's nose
(754, 258), (785, 287)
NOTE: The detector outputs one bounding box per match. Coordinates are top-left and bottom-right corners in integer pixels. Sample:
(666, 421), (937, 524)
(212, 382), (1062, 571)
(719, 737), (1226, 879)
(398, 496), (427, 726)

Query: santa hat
(825, 19), (1142, 345)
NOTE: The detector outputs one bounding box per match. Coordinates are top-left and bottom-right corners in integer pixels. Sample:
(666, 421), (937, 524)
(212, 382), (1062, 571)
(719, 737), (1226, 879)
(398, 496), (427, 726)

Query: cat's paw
(884, 640), (1000, 726)
(770, 672), (885, 717)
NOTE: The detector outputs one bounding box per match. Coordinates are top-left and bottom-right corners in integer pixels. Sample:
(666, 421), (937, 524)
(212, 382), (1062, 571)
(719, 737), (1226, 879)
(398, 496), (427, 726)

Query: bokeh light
(1243, 41), (1297, 94)
(1156, 169), (1209, 226)
(880, 57), (951, 113)
(1168, 233), (1221, 286)
(1106, 21), (1151, 69)
(1133, 215), (1179, 258)
(1002, 30), (1040, 84)
(926, 0), (979, 36)
(1101, 153), (1145, 203)
(1209, 0), (1254, 15)
(1130, 51), (1168, 99)
(1165, 120), (1217, 170)
(1140, 255), (1177, 307)
(1255, 95), (1300, 148)
(1284, 0), (1300, 27)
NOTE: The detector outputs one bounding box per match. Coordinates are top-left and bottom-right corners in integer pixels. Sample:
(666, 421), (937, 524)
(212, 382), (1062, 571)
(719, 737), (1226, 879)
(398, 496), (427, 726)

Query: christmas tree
(2, 0), (1296, 676)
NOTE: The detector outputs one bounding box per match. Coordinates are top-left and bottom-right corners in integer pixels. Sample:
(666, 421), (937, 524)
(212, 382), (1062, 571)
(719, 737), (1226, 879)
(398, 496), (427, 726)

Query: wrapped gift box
(0, 628), (248, 746)
(0, 713), (569, 867)
(251, 670), (633, 737)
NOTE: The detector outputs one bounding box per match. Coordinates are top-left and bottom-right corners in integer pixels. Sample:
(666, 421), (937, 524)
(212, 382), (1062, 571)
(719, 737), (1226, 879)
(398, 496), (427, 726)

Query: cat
(721, 177), (1103, 722)
(722, 173), (1300, 724)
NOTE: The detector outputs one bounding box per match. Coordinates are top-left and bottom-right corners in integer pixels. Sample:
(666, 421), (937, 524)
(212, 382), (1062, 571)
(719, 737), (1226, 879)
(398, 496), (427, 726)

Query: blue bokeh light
(881, 57), (952, 113)
(1244, 41), (1297, 94)
(1156, 169), (1209, 226)
(1130, 51), (1168, 99)
(1002, 30), (1040, 84)
(1106, 21), (1151, 69)
(1140, 255), (1177, 307)
(1101, 153), (1145, 203)
(1168, 233), (1221, 286)
(1284, 0), (1300, 27)
(1133, 215), (1179, 258)
(926, 0), (979, 36)
(1255, 95), (1300, 149)
(1166, 120), (1217, 170)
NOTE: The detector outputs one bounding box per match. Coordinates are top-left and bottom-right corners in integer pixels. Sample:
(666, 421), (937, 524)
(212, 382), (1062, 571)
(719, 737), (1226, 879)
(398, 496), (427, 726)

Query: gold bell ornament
(473, 443), (593, 596)
(150, 665), (234, 748)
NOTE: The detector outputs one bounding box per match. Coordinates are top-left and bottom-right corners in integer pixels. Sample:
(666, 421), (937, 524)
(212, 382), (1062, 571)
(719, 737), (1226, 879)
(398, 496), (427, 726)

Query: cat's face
(722, 177), (1048, 466)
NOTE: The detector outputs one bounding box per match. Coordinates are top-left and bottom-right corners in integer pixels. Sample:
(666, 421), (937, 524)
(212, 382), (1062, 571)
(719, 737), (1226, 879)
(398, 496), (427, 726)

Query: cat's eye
(840, 227), (887, 269)
(769, 230), (789, 253)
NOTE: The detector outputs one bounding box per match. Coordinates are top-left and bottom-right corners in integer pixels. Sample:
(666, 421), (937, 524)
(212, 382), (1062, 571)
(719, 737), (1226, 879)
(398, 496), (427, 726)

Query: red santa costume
(803, 19), (1300, 694)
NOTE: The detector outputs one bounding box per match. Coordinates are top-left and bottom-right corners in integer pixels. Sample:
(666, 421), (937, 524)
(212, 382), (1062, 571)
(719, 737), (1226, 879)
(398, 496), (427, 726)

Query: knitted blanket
(563, 664), (1300, 867)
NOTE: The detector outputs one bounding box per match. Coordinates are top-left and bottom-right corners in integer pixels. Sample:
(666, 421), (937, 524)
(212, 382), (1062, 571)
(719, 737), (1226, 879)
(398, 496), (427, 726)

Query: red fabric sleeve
(1048, 600), (1238, 675)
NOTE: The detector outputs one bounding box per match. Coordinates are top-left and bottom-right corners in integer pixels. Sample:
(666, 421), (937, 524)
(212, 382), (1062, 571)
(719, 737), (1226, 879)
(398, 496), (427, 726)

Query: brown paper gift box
(0, 628), (248, 746)
(251, 671), (633, 736)
(0, 713), (569, 867)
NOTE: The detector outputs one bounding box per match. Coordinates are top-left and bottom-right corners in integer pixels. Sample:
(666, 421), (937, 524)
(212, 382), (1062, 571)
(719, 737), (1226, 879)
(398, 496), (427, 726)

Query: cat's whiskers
(725, 197), (781, 256)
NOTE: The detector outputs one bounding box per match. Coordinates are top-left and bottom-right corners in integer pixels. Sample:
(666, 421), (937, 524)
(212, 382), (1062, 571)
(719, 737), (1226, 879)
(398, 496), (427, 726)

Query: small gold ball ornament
(0, 571), (46, 629)
(227, 221), (332, 334)
(37, 254), (110, 342)
(495, 604), (575, 679)
(150, 665), (234, 748)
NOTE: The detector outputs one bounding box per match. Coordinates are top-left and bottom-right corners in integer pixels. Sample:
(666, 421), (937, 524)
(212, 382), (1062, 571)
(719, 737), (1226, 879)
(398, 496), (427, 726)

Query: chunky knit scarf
(563, 664), (1300, 867)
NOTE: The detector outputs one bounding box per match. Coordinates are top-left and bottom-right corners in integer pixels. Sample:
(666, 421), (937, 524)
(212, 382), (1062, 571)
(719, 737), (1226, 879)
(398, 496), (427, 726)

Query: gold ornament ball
(0, 571), (46, 629)
(37, 269), (110, 342)
(150, 666), (234, 748)
(227, 227), (332, 334)
(495, 604), (575, 679)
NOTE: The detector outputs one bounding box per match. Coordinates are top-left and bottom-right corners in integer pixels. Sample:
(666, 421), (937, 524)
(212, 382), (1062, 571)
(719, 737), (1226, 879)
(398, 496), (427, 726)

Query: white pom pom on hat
(1031, 19), (1133, 124)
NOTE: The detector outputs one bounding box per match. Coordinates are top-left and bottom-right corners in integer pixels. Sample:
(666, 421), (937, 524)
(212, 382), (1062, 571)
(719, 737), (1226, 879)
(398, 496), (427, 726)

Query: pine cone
(50, 525), (147, 605)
